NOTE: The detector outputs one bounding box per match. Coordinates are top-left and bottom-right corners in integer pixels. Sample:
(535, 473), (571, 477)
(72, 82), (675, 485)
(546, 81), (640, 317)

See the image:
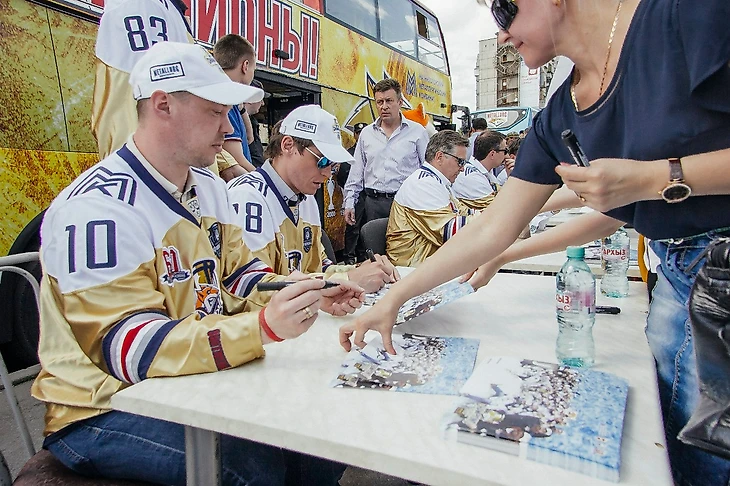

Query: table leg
(184, 425), (221, 486)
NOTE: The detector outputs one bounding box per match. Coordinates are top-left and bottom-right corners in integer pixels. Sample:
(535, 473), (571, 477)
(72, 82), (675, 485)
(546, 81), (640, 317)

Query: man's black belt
(364, 188), (396, 199)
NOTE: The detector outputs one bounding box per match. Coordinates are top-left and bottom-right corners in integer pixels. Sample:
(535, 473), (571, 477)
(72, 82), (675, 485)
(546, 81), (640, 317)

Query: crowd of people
(26, 0), (730, 484)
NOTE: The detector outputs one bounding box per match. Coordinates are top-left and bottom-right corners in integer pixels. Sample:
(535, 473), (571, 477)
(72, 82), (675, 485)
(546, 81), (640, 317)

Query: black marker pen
(365, 248), (377, 263)
(596, 305), (621, 315)
(561, 129), (591, 167)
(256, 281), (341, 291)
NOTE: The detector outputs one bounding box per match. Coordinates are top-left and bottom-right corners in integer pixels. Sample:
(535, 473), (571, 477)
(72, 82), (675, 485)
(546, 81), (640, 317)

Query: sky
(417, 0), (500, 111)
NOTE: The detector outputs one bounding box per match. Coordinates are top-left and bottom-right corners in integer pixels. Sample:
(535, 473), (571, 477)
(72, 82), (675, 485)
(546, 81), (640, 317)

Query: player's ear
(149, 91), (172, 116)
(281, 135), (295, 154)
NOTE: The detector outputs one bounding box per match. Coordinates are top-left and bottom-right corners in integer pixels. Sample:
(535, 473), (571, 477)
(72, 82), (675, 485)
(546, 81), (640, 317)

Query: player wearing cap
(228, 106), (398, 293)
(32, 43), (359, 485)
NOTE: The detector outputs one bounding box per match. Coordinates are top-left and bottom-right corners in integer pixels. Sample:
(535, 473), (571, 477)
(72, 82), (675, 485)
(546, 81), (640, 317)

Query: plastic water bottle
(556, 246), (596, 368)
(600, 227), (630, 297)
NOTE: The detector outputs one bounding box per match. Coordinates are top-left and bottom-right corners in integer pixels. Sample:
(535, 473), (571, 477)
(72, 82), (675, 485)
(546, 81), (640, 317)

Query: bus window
(416, 10), (446, 72)
(378, 0), (416, 57)
(324, 0), (377, 38)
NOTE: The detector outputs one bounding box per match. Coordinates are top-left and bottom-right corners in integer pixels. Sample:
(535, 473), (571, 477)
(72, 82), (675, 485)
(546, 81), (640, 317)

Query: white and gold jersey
(386, 163), (474, 267)
(452, 159), (499, 211)
(227, 166), (350, 278)
(92, 0), (192, 158)
(32, 144), (276, 435)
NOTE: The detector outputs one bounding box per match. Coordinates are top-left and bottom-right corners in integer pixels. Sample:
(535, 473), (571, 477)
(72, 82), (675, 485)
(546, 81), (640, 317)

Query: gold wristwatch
(659, 157), (691, 203)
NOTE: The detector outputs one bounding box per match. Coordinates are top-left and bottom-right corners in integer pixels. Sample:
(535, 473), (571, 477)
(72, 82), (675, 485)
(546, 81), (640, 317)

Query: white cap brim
(188, 82), (264, 106)
(314, 140), (354, 163)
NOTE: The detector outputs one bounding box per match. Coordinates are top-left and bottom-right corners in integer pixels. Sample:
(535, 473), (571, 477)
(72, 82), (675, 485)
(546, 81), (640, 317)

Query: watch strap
(668, 157), (684, 182)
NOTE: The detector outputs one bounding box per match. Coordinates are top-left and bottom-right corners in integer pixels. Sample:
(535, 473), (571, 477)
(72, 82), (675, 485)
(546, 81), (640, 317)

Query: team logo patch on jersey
(295, 120), (317, 133)
(150, 62), (185, 81)
(160, 246), (191, 285)
(303, 227), (313, 253)
(208, 223), (222, 259)
(287, 250), (303, 273)
(192, 259), (222, 315)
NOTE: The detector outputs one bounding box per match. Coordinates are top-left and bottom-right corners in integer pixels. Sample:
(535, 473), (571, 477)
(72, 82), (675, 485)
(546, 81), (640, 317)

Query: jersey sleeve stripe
(223, 258), (273, 297)
(322, 258), (333, 270)
(102, 311), (175, 384)
(443, 216), (467, 243)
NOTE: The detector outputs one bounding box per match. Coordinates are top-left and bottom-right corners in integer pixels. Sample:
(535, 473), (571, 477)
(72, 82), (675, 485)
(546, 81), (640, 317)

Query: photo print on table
(332, 333), (479, 395)
(364, 280), (474, 325)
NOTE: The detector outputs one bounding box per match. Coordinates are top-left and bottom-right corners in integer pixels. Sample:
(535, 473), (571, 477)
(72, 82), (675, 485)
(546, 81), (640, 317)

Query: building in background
(474, 37), (557, 111)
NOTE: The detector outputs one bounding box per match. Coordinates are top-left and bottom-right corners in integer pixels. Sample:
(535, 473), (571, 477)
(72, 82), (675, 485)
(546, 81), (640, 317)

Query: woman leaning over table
(339, 0), (730, 484)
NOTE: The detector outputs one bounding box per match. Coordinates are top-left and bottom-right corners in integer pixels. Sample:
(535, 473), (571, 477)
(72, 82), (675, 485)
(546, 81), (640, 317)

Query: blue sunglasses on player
(305, 147), (333, 169)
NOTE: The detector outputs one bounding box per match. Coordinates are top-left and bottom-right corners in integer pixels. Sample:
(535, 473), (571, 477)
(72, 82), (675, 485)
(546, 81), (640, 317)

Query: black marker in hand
(365, 249), (377, 263)
(561, 129), (591, 167)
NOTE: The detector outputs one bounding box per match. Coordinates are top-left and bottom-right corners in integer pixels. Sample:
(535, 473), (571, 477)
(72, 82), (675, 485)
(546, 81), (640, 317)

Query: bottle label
(602, 246), (628, 263)
(556, 291), (595, 313)
(556, 292), (572, 312)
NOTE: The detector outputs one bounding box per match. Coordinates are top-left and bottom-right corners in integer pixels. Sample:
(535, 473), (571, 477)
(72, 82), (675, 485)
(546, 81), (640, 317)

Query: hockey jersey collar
(421, 161), (452, 187)
(117, 142), (200, 227)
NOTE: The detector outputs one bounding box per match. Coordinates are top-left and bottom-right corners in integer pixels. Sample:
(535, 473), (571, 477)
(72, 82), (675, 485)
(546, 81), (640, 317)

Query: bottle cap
(566, 246), (585, 259)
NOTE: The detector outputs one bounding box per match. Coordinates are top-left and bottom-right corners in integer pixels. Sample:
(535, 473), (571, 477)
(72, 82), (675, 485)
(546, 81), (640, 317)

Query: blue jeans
(649, 233), (730, 486)
(43, 411), (346, 486)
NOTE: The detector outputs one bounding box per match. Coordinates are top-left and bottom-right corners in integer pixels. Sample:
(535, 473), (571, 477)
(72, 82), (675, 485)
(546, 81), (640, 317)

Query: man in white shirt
(453, 130), (511, 210)
(343, 78), (429, 230)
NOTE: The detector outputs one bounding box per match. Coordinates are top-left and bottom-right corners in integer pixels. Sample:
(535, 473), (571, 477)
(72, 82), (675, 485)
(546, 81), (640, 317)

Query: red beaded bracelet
(258, 308), (284, 342)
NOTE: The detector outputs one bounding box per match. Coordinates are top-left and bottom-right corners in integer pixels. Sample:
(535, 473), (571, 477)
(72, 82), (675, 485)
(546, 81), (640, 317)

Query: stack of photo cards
(332, 333), (479, 395)
(364, 280), (474, 326)
(445, 357), (629, 482)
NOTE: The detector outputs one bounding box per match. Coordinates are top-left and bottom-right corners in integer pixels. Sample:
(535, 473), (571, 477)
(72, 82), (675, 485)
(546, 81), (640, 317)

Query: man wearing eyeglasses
(453, 130), (511, 210)
(386, 130), (476, 267)
(228, 105), (398, 293)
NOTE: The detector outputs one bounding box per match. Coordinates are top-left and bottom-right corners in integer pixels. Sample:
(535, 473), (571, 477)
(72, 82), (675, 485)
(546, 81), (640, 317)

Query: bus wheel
(0, 212), (43, 372)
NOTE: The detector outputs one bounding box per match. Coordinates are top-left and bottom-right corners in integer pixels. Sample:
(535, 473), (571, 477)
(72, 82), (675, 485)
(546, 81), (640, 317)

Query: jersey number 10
(65, 220), (118, 273)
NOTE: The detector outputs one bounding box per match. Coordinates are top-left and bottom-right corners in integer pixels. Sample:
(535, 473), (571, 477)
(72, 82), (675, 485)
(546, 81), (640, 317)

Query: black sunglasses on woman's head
(491, 0), (518, 31)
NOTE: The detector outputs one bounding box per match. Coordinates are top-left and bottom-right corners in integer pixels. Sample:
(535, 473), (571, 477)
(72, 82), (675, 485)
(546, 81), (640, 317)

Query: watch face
(662, 183), (691, 203)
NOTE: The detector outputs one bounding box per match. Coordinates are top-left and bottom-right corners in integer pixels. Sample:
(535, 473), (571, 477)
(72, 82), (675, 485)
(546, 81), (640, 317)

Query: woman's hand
(339, 299), (400, 354)
(555, 158), (660, 212)
(459, 258), (502, 291)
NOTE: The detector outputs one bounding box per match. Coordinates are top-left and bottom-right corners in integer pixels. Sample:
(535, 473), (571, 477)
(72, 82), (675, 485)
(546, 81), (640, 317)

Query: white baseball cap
(279, 105), (354, 163)
(129, 42), (264, 105)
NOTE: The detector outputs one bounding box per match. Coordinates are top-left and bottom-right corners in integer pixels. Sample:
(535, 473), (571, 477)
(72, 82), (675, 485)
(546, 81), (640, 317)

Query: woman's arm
(339, 177), (557, 354)
(465, 211), (623, 289)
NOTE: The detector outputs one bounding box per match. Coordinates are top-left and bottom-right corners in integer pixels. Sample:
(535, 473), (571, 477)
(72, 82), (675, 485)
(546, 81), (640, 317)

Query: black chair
(320, 231), (336, 263)
(0, 252), (152, 486)
(359, 218), (388, 257)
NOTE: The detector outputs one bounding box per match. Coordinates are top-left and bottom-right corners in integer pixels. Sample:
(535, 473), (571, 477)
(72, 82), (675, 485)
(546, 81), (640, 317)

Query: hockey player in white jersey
(33, 42), (360, 485)
(452, 130), (511, 211)
(228, 105), (399, 293)
(386, 130), (477, 267)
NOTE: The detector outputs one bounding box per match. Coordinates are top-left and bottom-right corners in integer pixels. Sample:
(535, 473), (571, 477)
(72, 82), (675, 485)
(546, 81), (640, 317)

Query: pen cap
(561, 129), (577, 144)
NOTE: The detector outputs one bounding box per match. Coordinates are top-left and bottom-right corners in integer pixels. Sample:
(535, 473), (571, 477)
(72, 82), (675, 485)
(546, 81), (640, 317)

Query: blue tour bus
(471, 106), (539, 135)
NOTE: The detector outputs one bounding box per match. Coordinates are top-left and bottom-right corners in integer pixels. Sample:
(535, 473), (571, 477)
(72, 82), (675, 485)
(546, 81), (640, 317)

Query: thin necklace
(571, 0), (623, 110)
